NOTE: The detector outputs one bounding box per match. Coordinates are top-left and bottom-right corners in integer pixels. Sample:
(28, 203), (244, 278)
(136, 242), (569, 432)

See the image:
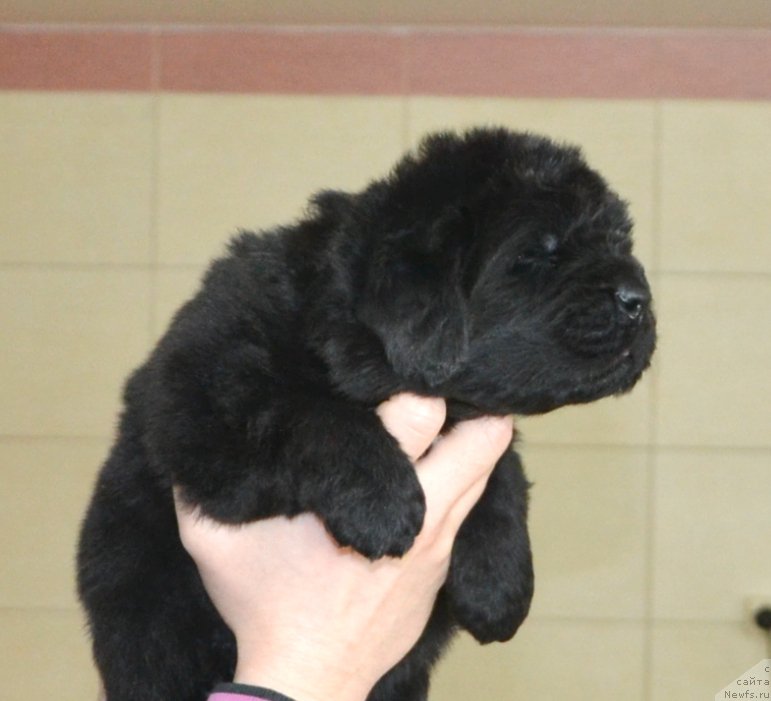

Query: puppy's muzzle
(558, 264), (654, 359)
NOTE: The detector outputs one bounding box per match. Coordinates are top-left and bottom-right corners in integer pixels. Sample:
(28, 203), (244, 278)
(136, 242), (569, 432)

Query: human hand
(175, 393), (513, 701)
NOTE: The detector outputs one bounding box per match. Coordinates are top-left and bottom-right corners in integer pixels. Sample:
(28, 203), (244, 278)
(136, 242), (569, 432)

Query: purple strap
(209, 683), (296, 701)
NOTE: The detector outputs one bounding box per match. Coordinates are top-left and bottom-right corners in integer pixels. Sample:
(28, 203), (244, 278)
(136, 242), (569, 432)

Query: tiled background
(1, 27), (770, 701)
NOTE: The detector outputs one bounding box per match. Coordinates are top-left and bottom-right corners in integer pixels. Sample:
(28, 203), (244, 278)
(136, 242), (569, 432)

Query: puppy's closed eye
(509, 235), (561, 275)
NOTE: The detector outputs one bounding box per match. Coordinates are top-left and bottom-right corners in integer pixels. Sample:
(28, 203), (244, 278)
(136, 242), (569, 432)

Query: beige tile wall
(1, 92), (769, 700)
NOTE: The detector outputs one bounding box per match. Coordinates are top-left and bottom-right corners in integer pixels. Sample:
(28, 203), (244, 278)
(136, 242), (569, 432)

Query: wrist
(234, 645), (373, 701)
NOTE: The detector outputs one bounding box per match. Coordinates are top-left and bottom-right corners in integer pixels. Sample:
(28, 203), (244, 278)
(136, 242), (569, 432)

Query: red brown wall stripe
(1, 27), (769, 99)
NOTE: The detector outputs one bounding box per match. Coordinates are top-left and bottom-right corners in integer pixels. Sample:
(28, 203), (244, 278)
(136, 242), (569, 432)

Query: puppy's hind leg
(85, 562), (235, 701)
(78, 442), (235, 701)
(445, 450), (534, 643)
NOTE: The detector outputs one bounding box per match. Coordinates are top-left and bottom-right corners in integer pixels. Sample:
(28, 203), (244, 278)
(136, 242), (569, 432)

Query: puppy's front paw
(446, 500), (534, 641)
(448, 562), (533, 643)
(320, 467), (426, 560)
(445, 449), (534, 643)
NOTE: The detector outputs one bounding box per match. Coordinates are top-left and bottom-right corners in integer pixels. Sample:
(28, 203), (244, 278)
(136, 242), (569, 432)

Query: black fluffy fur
(77, 128), (656, 701)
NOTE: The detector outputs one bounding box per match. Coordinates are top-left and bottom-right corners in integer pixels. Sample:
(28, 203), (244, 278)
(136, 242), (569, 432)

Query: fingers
(172, 486), (235, 562)
(377, 393), (446, 463)
(418, 415), (513, 532)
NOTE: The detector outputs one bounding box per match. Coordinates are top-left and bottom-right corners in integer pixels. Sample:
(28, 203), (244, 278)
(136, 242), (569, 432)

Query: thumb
(377, 393), (446, 463)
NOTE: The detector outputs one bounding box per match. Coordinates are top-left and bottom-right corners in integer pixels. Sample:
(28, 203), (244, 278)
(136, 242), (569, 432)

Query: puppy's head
(354, 128), (656, 416)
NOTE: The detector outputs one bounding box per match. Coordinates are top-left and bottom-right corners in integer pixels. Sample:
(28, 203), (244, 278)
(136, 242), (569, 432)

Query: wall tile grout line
(641, 98), (664, 701)
(147, 27), (162, 341)
(3, 23), (771, 38)
(399, 35), (411, 149)
(524, 612), (761, 625)
(3, 432), (768, 451)
(0, 435), (109, 444)
(0, 605), (86, 613)
(6, 259), (770, 278)
(0, 607), (761, 625)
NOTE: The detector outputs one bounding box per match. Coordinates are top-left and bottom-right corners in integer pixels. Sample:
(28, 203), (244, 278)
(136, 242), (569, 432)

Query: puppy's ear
(357, 209), (471, 386)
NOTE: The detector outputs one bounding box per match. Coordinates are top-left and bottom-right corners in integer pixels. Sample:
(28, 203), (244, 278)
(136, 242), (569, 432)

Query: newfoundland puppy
(77, 127), (655, 701)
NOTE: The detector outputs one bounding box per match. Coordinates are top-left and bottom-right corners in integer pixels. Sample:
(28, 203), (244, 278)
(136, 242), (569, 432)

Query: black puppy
(77, 128), (655, 701)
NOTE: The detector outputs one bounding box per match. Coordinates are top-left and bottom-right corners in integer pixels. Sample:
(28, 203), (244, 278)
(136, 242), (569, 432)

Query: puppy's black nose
(614, 284), (649, 320)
